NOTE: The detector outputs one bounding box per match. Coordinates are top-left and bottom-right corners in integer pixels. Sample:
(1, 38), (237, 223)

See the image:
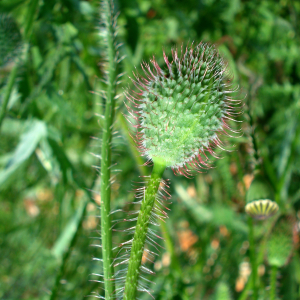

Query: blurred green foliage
(0, 0), (300, 299)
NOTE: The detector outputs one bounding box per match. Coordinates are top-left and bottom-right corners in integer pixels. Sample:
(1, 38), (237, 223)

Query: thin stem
(119, 114), (182, 277)
(123, 161), (166, 300)
(248, 217), (258, 300)
(159, 220), (181, 275)
(99, 0), (117, 298)
(270, 265), (278, 300)
(247, 88), (260, 169)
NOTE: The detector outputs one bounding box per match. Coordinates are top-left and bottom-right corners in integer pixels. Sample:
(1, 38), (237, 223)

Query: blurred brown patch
(235, 276), (245, 292)
(230, 162), (238, 175)
(94, 194), (101, 205)
(237, 182), (245, 196)
(162, 252), (171, 267)
(187, 185), (197, 198)
(75, 189), (84, 199)
(235, 261), (251, 292)
(204, 174), (213, 184)
(211, 238), (220, 250)
(36, 189), (53, 202)
(219, 225), (229, 237)
(83, 216), (97, 230)
(147, 9), (156, 19)
(243, 174), (254, 190)
(142, 247), (149, 264)
(258, 264), (265, 276)
(177, 229), (198, 252)
(24, 199), (40, 217)
(87, 203), (96, 212)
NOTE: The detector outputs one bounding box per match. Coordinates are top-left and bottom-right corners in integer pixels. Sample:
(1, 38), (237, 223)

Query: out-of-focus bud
(245, 173), (278, 220)
(266, 215), (294, 267)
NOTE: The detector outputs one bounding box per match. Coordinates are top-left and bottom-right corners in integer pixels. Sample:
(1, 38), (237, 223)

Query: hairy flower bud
(126, 43), (240, 175)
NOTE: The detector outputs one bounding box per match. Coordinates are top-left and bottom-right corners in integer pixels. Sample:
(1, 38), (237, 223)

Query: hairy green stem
(123, 160), (166, 300)
(99, 0), (117, 298)
(0, 0), (39, 132)
(270, 265), (277, 300)
(119, 114), (181, 278)
(248, 217), (258, 300)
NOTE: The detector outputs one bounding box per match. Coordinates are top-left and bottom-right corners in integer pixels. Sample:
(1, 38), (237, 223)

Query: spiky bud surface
(0, 14), (22, 67)
(245, 173), (278, 220)
(266, 215), (294, 267)
(126, 43), (240, 174)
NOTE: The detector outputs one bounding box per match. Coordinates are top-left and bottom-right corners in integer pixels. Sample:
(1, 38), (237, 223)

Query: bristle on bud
(125, 42), (241, 175)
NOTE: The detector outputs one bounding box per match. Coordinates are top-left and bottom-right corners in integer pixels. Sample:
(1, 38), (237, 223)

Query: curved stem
(248, 217), (258, 300)
(270, 265), (278, 300)
(123, 161), (166, 300)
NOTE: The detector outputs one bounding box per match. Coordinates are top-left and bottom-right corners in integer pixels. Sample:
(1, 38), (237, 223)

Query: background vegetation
(0, 0), (300, 299)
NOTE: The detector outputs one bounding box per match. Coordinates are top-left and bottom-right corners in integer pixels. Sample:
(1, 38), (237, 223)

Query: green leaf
(51, 199), (87, 259)
(175, 184), (213, 224)
(0, 119), (47, 188)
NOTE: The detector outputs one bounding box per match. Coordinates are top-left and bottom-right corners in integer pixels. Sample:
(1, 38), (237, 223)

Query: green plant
(245, 172), (278, 220)
(123, 43), (240, 299)
(94, 0), (122, 299)
(214, 281), (232, 300)
(1, 1), (300, 300)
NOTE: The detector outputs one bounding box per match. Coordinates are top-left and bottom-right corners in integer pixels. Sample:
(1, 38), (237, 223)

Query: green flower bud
(245, 173), (278, 220)
(126, 43), (241, 175)
(214, 282), (232, 300)
(266, 215), (294, 267)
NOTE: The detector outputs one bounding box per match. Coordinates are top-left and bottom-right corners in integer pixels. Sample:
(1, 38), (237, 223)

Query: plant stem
(123, 160), (166, 300)
(160, 219), (181, 275)
(119, 114), (182, 277)
(248, 217), (258, 300)
(270, 265), (277, 300)
(100, 0), (117, 298)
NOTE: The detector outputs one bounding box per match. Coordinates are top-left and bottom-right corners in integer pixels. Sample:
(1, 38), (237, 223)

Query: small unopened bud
(245, 173), (278, 220)
(215, 281), (232, 300)
(266, 215), (294, 267)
